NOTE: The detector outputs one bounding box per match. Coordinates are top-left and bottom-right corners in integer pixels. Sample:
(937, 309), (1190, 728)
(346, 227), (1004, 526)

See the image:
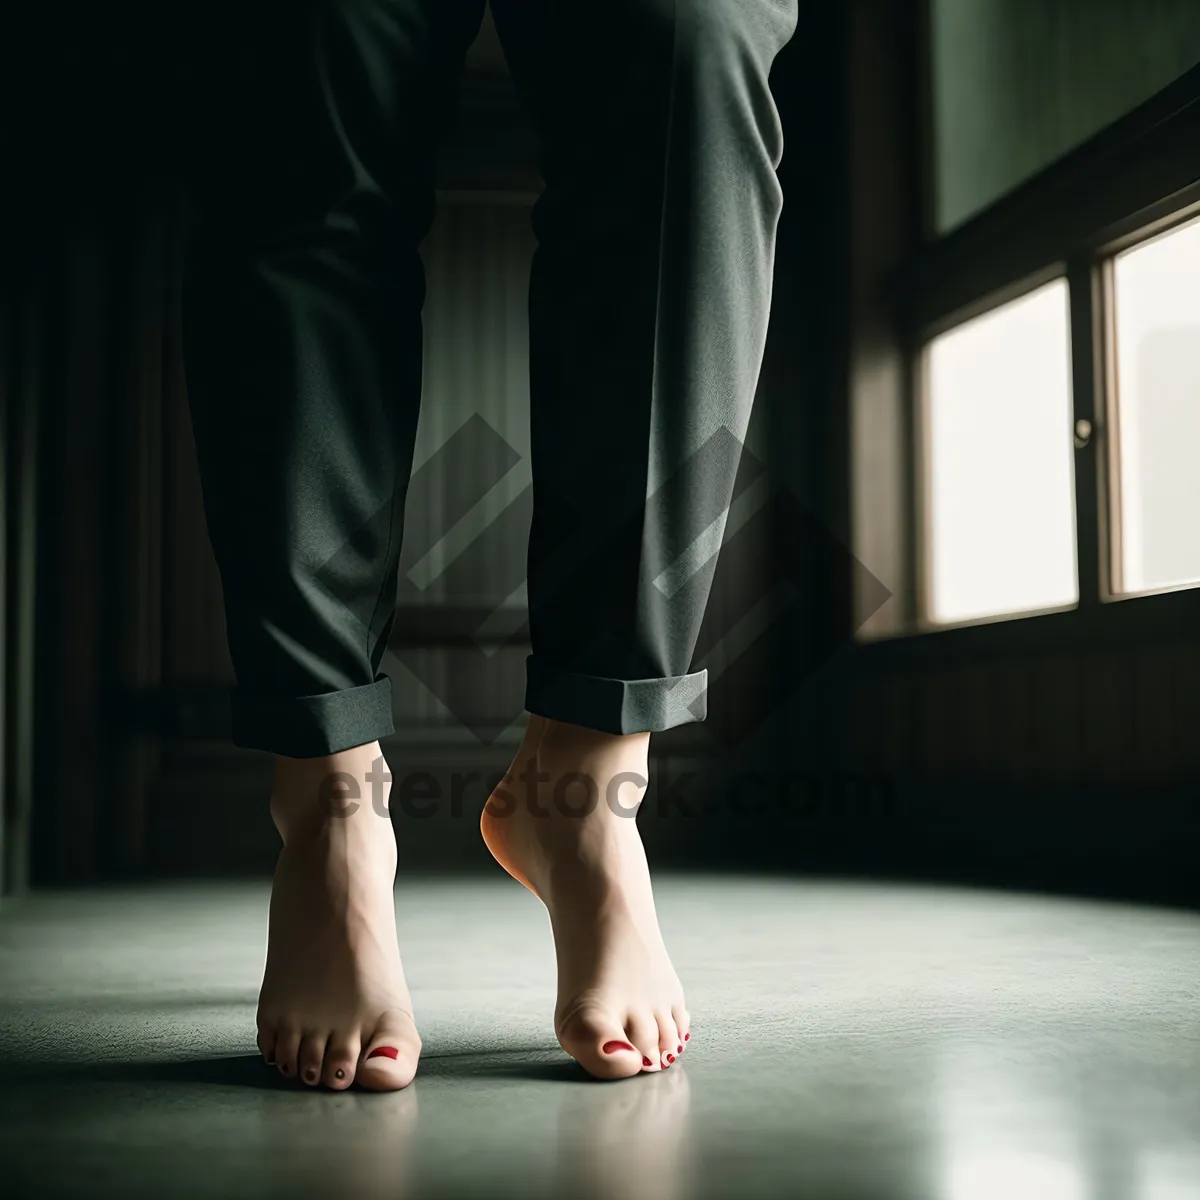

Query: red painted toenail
(678, 1045), (683, 1053)
(304, 1069), (317, 1082)
(602, 1040), (636, 1055)
(666, 1054), (675, 1063)
(367, 1046), (399, 1061)
(642, 1056), (653, 1067)
(684, 1033), (690, 1041)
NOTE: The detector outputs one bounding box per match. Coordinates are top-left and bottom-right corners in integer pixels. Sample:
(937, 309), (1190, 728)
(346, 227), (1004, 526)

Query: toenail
(304, 1069), (317, 1082)
(280, 1065), (291, 1075)
(677, 1045), (683, 1054)
(602, 1040), (636, 1055)
(335, 1068), (345, 1080)
(642, 1056), (653, 1067)
(684, 1033), (690, 1041)
(367, 1046), (399, 1061)
(666, 1054), (675, 1064)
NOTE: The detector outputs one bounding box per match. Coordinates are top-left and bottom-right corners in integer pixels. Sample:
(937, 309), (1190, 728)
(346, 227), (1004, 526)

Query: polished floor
(0, 875), (1197, 1199)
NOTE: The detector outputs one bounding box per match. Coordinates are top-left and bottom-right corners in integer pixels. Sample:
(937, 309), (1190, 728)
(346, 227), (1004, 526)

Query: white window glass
(1112, 214), (1200, 594)
(926, 279), (1078, 624)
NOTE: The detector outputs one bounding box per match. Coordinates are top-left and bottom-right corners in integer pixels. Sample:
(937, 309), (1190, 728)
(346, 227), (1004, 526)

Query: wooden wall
(846, 644), (1200, 791)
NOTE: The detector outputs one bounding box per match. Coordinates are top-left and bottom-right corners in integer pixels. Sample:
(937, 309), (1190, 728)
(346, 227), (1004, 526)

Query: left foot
(257, 742), (421, 1092)
(481, 715), (690, 1080)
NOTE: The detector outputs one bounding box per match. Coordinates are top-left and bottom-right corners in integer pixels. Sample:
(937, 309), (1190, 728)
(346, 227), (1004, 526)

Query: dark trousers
(180, 0), (798, 758)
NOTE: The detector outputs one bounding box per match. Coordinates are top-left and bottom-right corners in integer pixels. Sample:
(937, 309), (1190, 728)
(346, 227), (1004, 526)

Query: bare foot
(256, 741), (421, 1091)
(481, 715), (690, 1080)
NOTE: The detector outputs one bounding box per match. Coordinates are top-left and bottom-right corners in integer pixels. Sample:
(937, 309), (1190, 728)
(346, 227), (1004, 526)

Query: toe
(298, 1033), (328, 1087)
(673, 1005), (691, 1050)
(256, 1023), (277, 1066)
(274, 1027), (301, 1080)
(625, 1014), (661, 1073)
(657, 1013), (681, 1067)
(557, 1004), (643, 1080)
(322, 1034), (361, 1090)
(358, 1011), (420, 1092)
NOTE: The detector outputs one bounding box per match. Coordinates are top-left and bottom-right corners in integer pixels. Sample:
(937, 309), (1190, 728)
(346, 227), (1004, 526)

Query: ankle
(537, 718), (650, 763)
(271, 741), (391, 839)
(525, 721), (650, 825)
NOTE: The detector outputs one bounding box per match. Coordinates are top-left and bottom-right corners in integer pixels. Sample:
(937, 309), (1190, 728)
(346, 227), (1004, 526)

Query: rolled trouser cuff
(525, 655), (707, 735)
(231, 676), (395, 757)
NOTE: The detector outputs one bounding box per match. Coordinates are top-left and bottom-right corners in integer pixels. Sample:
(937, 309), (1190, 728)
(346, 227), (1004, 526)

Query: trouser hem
(524, 655), (707, 735)
(230, 676), (395, 757)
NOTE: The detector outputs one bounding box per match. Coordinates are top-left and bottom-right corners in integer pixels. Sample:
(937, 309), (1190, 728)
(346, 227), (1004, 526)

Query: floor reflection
(245, 1083), (421, 1200)
(554, 1064), (694, 1200)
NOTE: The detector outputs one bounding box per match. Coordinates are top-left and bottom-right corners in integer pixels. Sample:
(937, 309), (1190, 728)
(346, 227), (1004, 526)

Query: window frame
(851, 4), (1200, 669)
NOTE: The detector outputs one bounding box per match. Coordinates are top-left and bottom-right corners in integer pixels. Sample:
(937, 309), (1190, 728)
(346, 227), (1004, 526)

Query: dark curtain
(0, 183), (189, 885)
(0, 5), (265, 885)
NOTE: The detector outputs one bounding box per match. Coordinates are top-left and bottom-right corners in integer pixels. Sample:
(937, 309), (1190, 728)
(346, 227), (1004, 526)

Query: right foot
(256, 741), (421, 1091)
(481, 716), (690, 1081)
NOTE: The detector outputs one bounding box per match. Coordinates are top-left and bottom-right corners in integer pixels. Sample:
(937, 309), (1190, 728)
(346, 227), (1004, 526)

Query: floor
(0, 875), (1198, 1200)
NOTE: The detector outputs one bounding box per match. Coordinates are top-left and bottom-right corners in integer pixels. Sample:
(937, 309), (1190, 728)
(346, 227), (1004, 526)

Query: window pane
(1112, 215), (1200, 594)
(931, 0), (1200, 233)
(926, 280), (1077, 624)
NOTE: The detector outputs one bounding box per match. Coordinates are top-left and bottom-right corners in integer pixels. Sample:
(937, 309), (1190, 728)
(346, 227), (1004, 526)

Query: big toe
(558, 1005), (645, 1081)
(357, 1012), (421, 1092)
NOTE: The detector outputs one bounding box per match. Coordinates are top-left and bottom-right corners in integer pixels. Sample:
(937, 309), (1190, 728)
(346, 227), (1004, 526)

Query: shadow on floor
(0, 1049), (589, 1089)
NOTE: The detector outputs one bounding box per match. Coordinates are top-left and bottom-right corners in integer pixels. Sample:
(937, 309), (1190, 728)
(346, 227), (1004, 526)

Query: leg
(482, 0), (798, 1078)
(181, 0), (487, 1090)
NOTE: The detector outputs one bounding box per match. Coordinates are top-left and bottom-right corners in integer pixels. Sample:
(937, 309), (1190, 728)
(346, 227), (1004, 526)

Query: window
(1111, 214), (1200, 595)
(848, 2), (1200, 650)
(924, 280), (1077, 625)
